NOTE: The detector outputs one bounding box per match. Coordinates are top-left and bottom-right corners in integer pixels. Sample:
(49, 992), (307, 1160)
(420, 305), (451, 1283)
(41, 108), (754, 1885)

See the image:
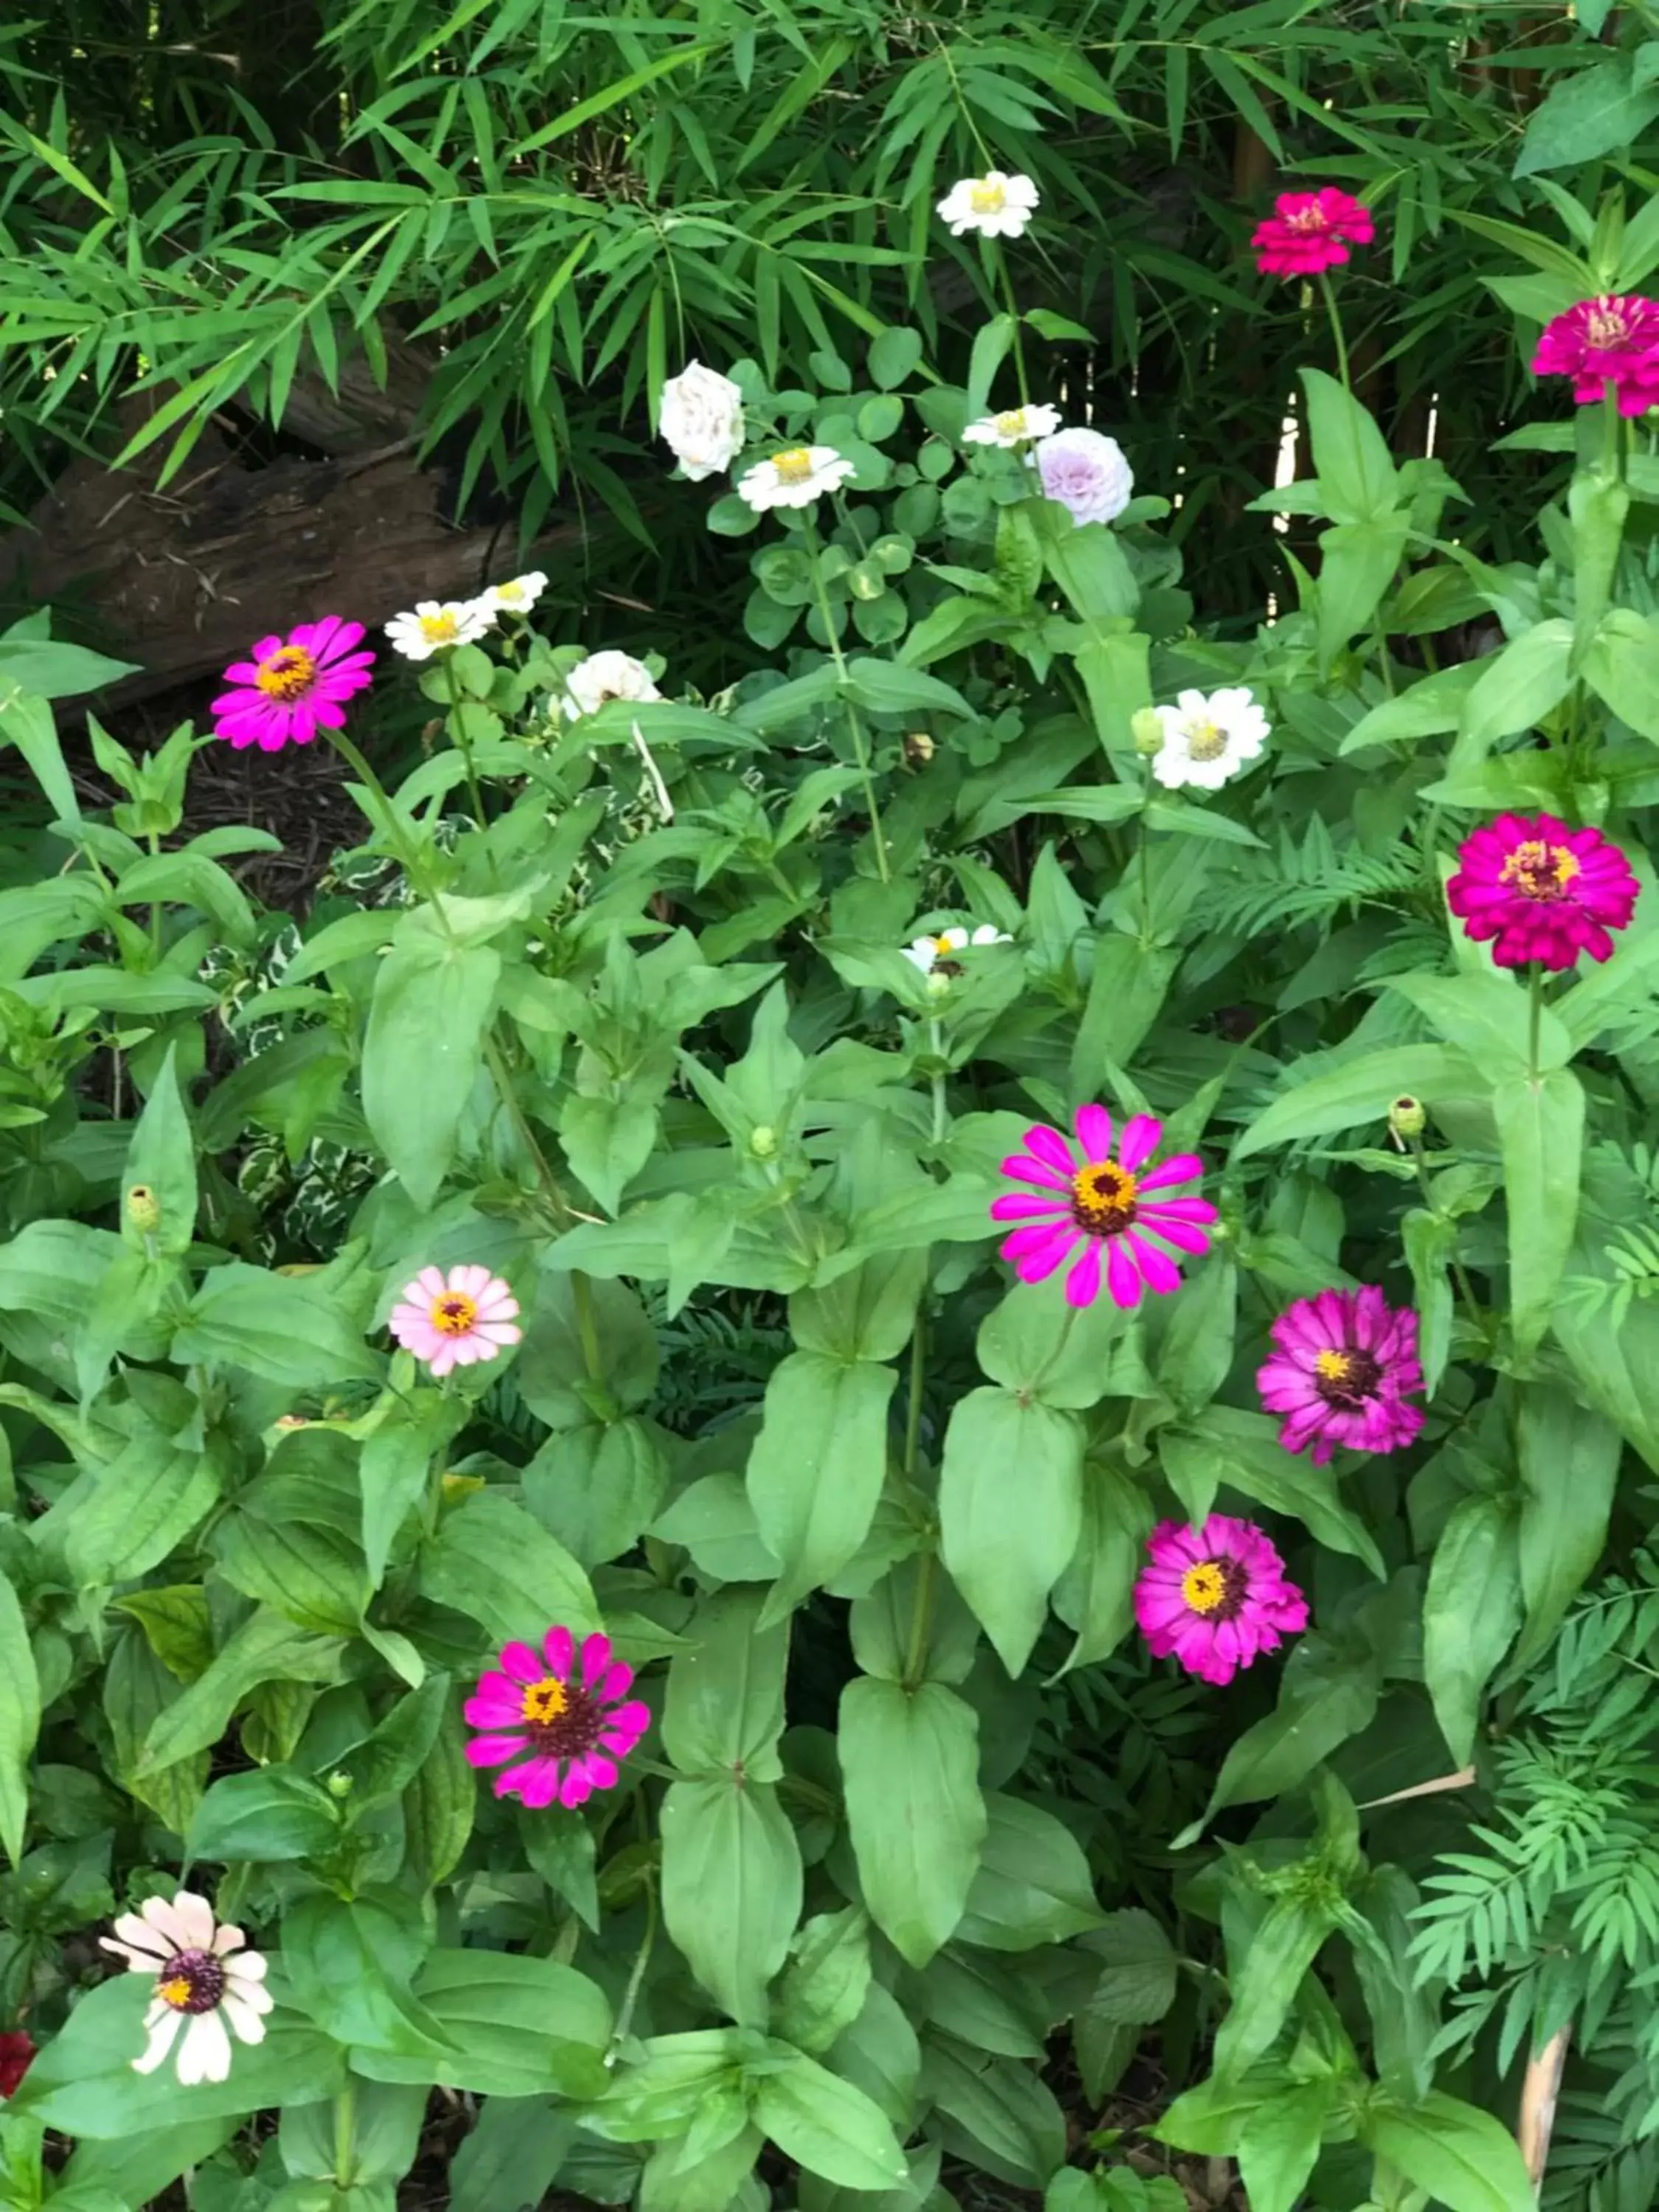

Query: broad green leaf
(120, 1043), (198, 1256)
(1492, 1067), (1583, 1354)
(403, 1705), (476, 1888)
(1051, 1461), (1152, 1673)
(1160, 1408), (1384, 1576)
(940, 1387), (1084, 1675)
(1514, 55), (1659, 178)
(1457, 619), (1573, 755)
(448, 2100), (574, 2212)
(0, 1568), (39, 1864)
(751, 2047), (908, 2192)
(1192, 1642), (1380, 1831)
(956, 1792), (1102, 1950)
(1363, 2093), (1535, 2212)
(773, 1907), (872, 2056)
(1514, 1382), (1621, 1663)
(1234, 1045), (1486, 1159)
(838, 1675), (985, 1967)
(352, 1949), (611, 2100)
(187, 1767), (341, 1863)
(975, 1281), (1130, 1410)
(1085, 1908), (1178, 2025)
(789, 1253), (927, 1364)
(1237, 2082), (1336, 2212)
(1212, 1896), (1335, 2079)
(1300, 367), (1397, 524)
(417, 1491), (599, 1646)
(136, 1610), (344, 1775)
(361, 925), (500, 1211)
(525, 1414), (670, 1568)
(746, 1352), (899, 1617)
(925, 2042), (1066, 2187)
(662, 1586), (788, 1775)
(63, 1438), (218, 1587)
(361, 1399), (462, 1588)
(660, 1775), (802, 2025)
(1388, 971), (1568, 1077)
(1582, 606), (1659, 740)
(211, 1510), (366, 1636)
(172, 1263), (378, 1388)
(1339, 662), (1481, 755)
(1315, 514), (1410, 666)
(1423, 1494), (1520, 1764)
(842, 658), (973, 719)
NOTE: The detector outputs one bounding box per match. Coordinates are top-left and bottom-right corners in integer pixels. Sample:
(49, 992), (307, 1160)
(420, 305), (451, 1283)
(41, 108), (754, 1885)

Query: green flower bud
(749, 1124), (779, 1160)
(1388, 1094), (1427, 1142)
(1131, 707), (1165, 757)
(125, 1183), (161, 1236)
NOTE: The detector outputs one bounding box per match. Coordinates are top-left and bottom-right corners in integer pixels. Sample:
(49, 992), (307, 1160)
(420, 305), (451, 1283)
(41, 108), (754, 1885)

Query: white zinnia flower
(660, 362), (745, 482)
(902, 923), (1013, 973)
(100, 1890), (272, 2086)
(385, 600), (495, 660)
(1150, 687), (1270, 792)
(936, 172), (1040, 240)
(1032, 428), (1134, 526)
(562, 650), (662, 720)
(484, 572), (548, 616)
(963, 403), (1061, 449)
(737, 446), (856, 513)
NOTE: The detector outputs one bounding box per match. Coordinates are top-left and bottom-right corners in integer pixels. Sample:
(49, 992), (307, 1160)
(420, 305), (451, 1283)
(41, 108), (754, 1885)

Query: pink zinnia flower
(1446, 812), (1639, 970)
(465, 1627), (649, 1809)
(1135, 1517), (1308, 1686)
(389, 1264), (521, 1377)
(1533, 295), (1659, 417)
(991, 1105), (1217, 1310)
(211, 616), (376, 751)
(1251, 188), (1374, 279)
(1256, 1287), (1425, 1465)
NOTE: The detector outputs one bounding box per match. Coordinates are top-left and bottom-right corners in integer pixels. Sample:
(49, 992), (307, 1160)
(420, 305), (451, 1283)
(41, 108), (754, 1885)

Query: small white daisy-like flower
(1150, 686), (1271, 792)
(736, 445), (856, 513)
(561, 650), (662, 720)
(385, 600), (495, 660)
(100, 1891), (273, 2087)
(962, 403), (1062, 449)
(936, 172), (1040, 240)
(484, 572), (548, 616)
(902, 923), (1014, 973)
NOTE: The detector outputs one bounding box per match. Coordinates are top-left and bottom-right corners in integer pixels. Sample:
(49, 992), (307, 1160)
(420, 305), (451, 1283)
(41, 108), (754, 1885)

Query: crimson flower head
(992, 1105), (1217, 1310)
(1251, 188), (1374, 279)
(211, 616), (375, 751)
(1257, 1287), (1425, 1464)
(0, 2031), (33, 2098)
(1135, 1517), (1308, 1686)
(465, 1627), (649, 1810)
(1446, 813), (1639, 971)
(1534, 295), (1659, 417)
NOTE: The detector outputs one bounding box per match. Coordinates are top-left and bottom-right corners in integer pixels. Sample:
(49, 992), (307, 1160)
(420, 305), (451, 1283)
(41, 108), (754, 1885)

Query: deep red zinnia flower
(1534, 295), (1659, 417)
(465, 1627), (649, 1809)
(1134, 1517), (1308, 1686)
(1446, 813), (1639, 970)
(211, 616), (376, 752)
(1256, 1287), (1425, 1465)
(0, 2031), (35, 2098)
(1251, 188), (1374, 279)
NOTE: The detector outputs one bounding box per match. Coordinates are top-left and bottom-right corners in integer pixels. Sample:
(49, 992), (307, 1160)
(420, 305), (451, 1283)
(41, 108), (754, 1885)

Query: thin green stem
(991, 240), (1030, 406)
(440, 649), (491, 831)
(902, 1550), (938, 1691)
(481, 1031), (571, 1225)
(1138, 763), (1155, 944)
(324, 728), (451, 928)
(333, 2072), (357, 2188)
(801, 509), (890, 881)
(902, 1304), (928, 1484)
(1406, 1133), (1484, 1335)
(145, 829), (162, 961)
(1528, 961), (1543, 1087)
(1603, 379), (1623, 484)
(927, 1016), (948, 1144)
(1317, 269), (1351, 391)
(608, 1863), (658, 2059)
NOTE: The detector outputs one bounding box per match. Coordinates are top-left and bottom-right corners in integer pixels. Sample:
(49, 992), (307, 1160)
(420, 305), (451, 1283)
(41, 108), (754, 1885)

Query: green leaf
(417, 1491), (599, 1646)
(136, 1610), (345, 1775)
(659, 1775), (802, 2026)
(940, 1387), (1083, 1676)
(1423, 1494), (1520, 1764)
(1492, 1067), (1584, 1355)
(1212, 1895), (1335, 2079)
(1040, 517), (1139, 627)
(64, 1438), (218, 1588)
(751, 2046), (908, 2192)
(361, 926), (500, 1211)
(1315, 514), (1411, 667)
(1363, 2093), (1535, 2212)
(662, 1587), (788, 1775)
(1085, 1908), (1178, 2025)
(0, 690), (81, 825)
(745, 1353), (899, 1616)
(403, 1704), (476, 1889)
(1458, 620), (1574, 755)
(211, 1509), (366, 1636)
(1514, 55), (1659, 178)
(773, 1908), (872, 2056)
(1339, 663), (1481, 755)
(956, 1792), (1102, 1950)
(1194, 1642), (1380, 1829)
(1582, 607), (1659, 740)
(172, 1263), (378, 1388)
(284, 1893), (453, 2059)
(186, 1767), (341, 1863)
(1161, 1409), (1384, 1576)
(1234, 1045), (1486, 1159)
(1300, 368), (1397, 524)
(838, 1676), (985, 1968)
(841, 658), (973, 719)
(1388, 971), (1568, 1077)
(361, 1400), (459, 1588)
(790, 1254), (927, 1364)
(448, 2100), (574, 2212)
(869, 327), (924, 389)
(1515, 1382), (1621, 1663)
(1237, 2082), (1336, 2212)
(525, 1416), (670, 1569)
(0, 1568), (39, 1864)
(352, 1949), (611, 2100)
(120, 1044), (198, 1257)
(926, 2042), (1066, 2187)
(975, 1281), (1130, 1410)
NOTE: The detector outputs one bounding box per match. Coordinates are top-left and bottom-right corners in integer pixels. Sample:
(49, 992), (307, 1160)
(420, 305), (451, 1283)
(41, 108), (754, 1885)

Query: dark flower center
(1181, 1556), (1248, 1619)
(1070, 1159), (1139, 1237)
(255, 646), (317, 703)
(1313, 1347), (1382, 1407)
(156, 1948), (226, 2015)
(1499, 838), (1580, 903)
(518, 1674), (603, 1759)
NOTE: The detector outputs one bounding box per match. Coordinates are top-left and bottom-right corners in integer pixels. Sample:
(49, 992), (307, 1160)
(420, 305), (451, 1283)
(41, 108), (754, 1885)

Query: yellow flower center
(1183, 717), (1228, 762)
(1499, 839), (1580, 902)
(157, 1975), (192, 2009)
(771, 448), (815, 485)
(1313, 1345), (1381, 1405)
(428, 1290), (479, 1338)
(495, 580), (526, 605)
(1314, 1349), (1352, 1382)
(970, 179), (1007, 213)
(994, 408), (1029, 437)
(521, 1676), (568, 1725)
(419, 610), (461, 644)
(1586, 302), (1630, 349)
(1286, 201), (1331, 233)
(1070, 1158), (1139, 1237)
(254, 645), (317, 702)
(1180, 1562), (1228, 1615)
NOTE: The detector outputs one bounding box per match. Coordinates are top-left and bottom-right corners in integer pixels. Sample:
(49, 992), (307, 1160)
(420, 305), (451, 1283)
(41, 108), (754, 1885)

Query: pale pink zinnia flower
(990, 1105), (1217, 1310)
(210, 616), (375, 751)
(1446, 813), (1640, 970)
(99, 1891), (272, 2084)
(1251, 187), (1374, 279)
(465, 1627), (650, 1809)
(389, 1263), (521, 1377)
(1135, 1517), (1308, 1686)
(1256, 1287), (1425, 1464)
(1533, 295), (1659, 416)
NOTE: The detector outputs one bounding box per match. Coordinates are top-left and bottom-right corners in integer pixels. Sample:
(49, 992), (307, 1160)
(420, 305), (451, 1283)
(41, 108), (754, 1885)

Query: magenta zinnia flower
(465, 1627), (649, 1809)
(1533, 295), (1659, 416)
(1256, 1287), (1425, 1464)
(1251, 188), (1374, 279)
(389, 1264), (521, 1377)
(1446, 812), (1639, 970)
(211, 616), (376, 751)
(1135, 1517), (1308, 1686)
(991, 1105), (1217, 1310)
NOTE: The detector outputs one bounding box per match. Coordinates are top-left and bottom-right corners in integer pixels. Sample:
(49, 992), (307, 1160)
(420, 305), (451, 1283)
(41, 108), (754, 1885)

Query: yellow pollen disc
(1499, 839), (1580, 897)
(771, 448), (815, 485)
(1314, 1349), (1353, 1382)
(994, 408), (1028, 437)
(1072, 1159), (1138, 1212)
(1183, 717), (1228, 762)
(158, 1975), (192, 2009)
(970, 179), (1006, 213)
(428, 1290), (479, 1338)
(1587, 305), (1629, 349)
(496, 581), (525, 604)
(1287, 204), (1329, 232)
(254, 646), (317, 702)
(521, 1676), (568, 1725)
(419, 611), (460, 643)
(1181, 1562), (1227, 1615)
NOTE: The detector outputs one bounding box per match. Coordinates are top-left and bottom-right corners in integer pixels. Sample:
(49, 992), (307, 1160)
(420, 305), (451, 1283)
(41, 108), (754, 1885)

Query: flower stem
(333, 2072), (357, 2187)
(801, 509), (890, 881)
(1138, 763), (1156, 945)
(1527, 961), (1543, 1086)
(902, 1304), (928, 1484)
(991, 240), (1031, 406)
(902, 1549), (938, 1691)
(440, 649), (491, 831)
(1406, 1133), (1484, 1335)
(1317, 270), (1351, 390)
(324, 729), (448, 924)
(608, 1868), (658, 2062)
(927, 1016), (948, 1144)
(1603, 379), (1623, 484)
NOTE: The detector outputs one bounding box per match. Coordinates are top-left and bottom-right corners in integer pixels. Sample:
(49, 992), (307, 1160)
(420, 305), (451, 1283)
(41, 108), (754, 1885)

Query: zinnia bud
(1388, 1095), (1427, 1142)
(125, 1183), (161, 1235)
(749, 1124), (779, 1161)
(903, 731), (936, 768)
(1131, 707), (1164, 756)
